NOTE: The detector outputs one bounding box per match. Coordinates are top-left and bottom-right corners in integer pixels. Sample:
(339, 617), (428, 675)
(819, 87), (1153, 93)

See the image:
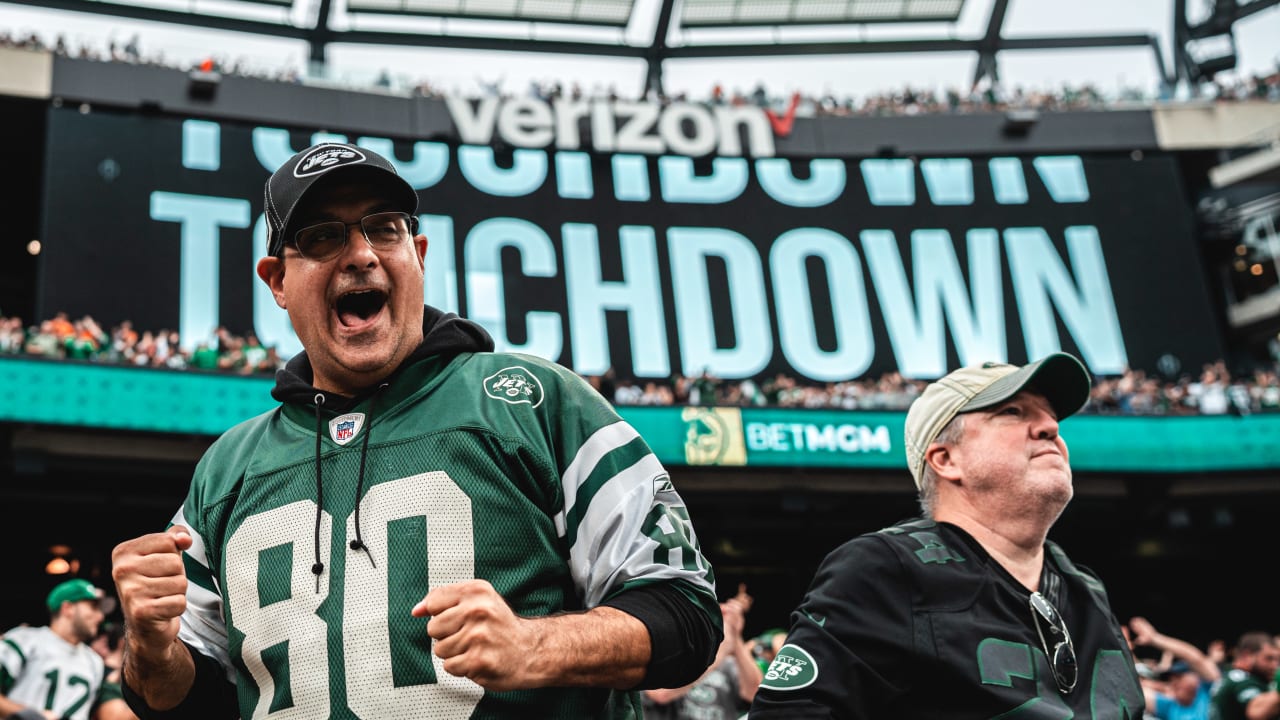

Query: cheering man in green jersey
(110, 142), (722, 720)
(1210, 631), (1280, 720)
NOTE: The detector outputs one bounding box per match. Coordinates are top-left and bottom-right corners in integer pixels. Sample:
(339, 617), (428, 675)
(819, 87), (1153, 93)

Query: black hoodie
(270, 304), (495, 412)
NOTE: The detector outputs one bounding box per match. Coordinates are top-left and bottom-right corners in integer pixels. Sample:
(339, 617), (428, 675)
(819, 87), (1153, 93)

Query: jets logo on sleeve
(759, 644), (819, 691)
(484, 366), (545, 408)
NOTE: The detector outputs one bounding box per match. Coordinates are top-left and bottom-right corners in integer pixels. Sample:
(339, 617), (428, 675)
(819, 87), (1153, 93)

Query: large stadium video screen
(38, 105), (1223, 382)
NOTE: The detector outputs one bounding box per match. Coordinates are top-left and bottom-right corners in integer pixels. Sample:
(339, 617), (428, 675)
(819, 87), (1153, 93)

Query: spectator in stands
(1188, 364), (1231, 414)
(749, 352), (1145, 716)
(1251, 369), (1280, 411)
(621, 378), (648, 404)
(89, 621), (140, 720)
(188, 340), (220, 370)
(215, 333), (245, 372)
(1206, 637), (1235, 679)
(638, 380), (674, 405)
(23, 319), (61, 358)
(690, 368), (719, 406)
(590, 366), (617, 401)
(89, 621), (124, 681)
(47, 311), (74, 341)
(1211, 631), (1280, 720)
(238, 334), (267, 374)
(6, 309), (1280, 415)
(109, 320), (138, 364)
(0, 316), (23, 354)
(110, 141), (721, 720)
(1128, 616), (1219, 719)
(130, 330), (155, 366)
(65, 316), (108, 360)
(0, 579), (111, 720)
(256, 344), (284, 374)
(748, 628), (787, 675)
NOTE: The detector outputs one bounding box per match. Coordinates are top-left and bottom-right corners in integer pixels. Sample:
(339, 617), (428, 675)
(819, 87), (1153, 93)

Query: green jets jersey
(170, 350), (718, 720)
(0, 626), (107, 720)
(1210, 667), (1272, 720)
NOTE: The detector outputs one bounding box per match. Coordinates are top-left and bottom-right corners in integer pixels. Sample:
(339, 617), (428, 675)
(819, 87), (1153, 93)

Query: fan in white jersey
(0, 579), (112, 720)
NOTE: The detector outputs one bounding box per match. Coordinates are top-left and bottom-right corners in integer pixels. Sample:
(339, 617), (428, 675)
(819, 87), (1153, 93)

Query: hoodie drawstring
(311, 385), (389, 593)
(348, 383), (388, 571)
(312, 392), (326, 593)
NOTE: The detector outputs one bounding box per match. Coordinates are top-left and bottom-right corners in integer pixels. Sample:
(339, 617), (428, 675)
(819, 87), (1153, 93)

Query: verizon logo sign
(445, 96), (779, 157)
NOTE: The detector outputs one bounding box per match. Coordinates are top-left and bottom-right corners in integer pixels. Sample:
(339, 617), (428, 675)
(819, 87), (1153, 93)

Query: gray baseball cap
(903, 352), (1092, 488)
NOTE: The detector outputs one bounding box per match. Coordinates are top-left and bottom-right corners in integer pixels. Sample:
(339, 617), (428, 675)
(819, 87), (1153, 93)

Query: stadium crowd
(0, 312), (283, 376)
(3, 26), (1278, 117)
(4, 311), (1279, 416)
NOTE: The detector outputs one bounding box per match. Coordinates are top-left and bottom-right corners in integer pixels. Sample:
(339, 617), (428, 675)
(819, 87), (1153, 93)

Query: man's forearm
(1146, 631), (1220, 680)
(524, 606), (650, 688)
(122, 635), (197, 711)
(733, 643), (763, 702)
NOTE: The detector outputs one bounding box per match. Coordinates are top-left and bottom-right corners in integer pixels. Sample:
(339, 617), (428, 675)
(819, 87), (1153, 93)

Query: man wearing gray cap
(749, 352), (1146, 718)
(110, 141), (721, 719)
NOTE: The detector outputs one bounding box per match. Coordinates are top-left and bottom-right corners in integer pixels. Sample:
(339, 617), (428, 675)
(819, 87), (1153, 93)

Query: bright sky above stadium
(0, 0), (1277, 100)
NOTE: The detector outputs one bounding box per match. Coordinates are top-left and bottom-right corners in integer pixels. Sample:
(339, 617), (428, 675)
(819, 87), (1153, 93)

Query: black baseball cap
(263, 142), (419, 257)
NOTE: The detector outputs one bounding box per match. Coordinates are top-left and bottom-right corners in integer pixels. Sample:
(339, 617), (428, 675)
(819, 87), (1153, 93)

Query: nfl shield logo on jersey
(328, 412), (365, 446)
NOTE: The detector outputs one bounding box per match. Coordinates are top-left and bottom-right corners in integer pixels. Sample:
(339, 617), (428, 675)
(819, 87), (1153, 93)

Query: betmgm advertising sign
(38, 106), (1222, 382)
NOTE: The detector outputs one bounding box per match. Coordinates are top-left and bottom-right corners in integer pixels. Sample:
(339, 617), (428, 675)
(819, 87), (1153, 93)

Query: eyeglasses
(290, 211), (417, 261)
(1029, 591), (1077, 693)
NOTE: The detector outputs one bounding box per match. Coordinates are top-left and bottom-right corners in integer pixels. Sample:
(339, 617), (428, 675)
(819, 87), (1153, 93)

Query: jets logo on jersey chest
(484, 366), (545, 408)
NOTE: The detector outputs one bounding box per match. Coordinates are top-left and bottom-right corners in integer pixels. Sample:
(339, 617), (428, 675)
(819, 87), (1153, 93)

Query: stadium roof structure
(12, 0), (1279, 96)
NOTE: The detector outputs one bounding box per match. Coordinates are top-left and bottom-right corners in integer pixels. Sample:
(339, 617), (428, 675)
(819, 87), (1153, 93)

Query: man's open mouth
(336, 289), (388, 327)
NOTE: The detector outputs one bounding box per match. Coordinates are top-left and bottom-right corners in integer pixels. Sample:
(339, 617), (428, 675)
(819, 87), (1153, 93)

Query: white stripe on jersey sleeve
(171, 506), (235, 682)
(554, 420), (642, 538)
(175, 505), (211, 568)
(566, 451), (714, 607)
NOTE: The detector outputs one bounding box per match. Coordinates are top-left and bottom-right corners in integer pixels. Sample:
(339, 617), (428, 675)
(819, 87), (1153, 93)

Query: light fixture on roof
(45, 545), (80, 576)
(1002, 108), (1039, 137)
(188, 68), (221, 101)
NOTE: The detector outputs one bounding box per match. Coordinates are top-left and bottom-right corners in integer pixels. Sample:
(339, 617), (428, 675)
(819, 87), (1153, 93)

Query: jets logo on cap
(296, 145), (366, 178)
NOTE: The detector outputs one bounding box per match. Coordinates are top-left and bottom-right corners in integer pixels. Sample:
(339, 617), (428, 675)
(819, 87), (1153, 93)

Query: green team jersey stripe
(171, 509), (220, 597)
(553, 419), (713, 605)
(1, 637), (25, 695)
(2, 637), (26, 665)
(560, 434), (656, 548)
(171, 511), (236, 679)
(556, 420), (642, 530)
